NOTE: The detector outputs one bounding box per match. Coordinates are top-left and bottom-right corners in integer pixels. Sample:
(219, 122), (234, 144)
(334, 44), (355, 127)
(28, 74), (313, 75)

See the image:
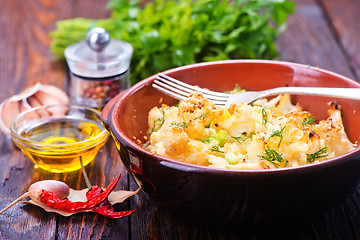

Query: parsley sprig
(50, 0), (295, 85)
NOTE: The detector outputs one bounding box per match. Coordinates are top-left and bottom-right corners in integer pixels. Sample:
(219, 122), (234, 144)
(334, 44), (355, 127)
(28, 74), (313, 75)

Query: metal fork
(153, 73), (360, 107)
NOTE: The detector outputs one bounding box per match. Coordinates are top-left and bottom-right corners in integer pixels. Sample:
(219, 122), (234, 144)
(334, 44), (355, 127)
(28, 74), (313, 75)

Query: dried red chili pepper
(86, 185), (134, 218)
(40, 175), (119, 212)
(39, 174), (134, 218)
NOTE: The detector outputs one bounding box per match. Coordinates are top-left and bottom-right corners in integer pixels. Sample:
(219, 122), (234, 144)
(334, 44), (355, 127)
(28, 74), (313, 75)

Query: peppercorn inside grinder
(65, 27), (133, 108)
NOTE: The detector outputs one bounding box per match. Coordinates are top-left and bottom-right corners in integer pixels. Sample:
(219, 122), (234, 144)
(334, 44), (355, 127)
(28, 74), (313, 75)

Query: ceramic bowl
(102, 60), (360, 227)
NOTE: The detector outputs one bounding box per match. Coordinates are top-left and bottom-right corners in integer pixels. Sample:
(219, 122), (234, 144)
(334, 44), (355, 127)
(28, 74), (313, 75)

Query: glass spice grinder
(64, 27), (133, 108)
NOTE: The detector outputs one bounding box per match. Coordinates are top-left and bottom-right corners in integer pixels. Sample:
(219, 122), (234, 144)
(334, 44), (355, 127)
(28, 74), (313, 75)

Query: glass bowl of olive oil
(10, 105), (109, 173)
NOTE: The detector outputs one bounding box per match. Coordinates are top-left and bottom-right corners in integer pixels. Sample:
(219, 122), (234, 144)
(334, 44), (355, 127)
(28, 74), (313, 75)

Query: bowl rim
(10, 104), (109, 151)
(111, 59), (360, 174)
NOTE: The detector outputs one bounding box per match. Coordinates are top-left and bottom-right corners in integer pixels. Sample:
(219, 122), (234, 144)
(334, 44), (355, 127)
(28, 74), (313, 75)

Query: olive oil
(19, 118), (107, 173)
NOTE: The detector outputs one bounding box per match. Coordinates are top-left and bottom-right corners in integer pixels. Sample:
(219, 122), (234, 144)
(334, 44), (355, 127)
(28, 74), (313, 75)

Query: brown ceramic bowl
(102, 60), (360, 227)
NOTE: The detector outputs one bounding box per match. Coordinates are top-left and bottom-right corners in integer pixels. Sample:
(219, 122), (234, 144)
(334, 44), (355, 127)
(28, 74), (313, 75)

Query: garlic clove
(0, 83), (70, 135)
(0, 100), (21, 135)
(46, 105), (69, 117)
(27, 96), (51, 118)
(35, 91), (66, 106)
(38, 84), (70, 105)
(34, 91), (68, 117)
(28, 180), (70, 199)
(9, 82), (43, 102)
(19, 100), (41, 122)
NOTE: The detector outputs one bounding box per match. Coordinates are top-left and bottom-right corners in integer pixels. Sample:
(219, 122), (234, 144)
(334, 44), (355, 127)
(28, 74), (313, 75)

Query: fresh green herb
(171, 121), (189, 131)
(171, 122), (180, 127)
(302, 116), (316, 130)
(253, 106), (262, 113)
(215, 129), (228, 146)
(307, 146), (328, 163)
(262, 108), (268, 127)
(225, 84), (242, 94)
(208, 128), (228, 146)
(194, 112), (209, 120)
(208, 128), (217, 138)
(232, 132), (254, 144)
(211, 145), (224, 153)
(182, 122), (189, 131)
(50, 0), (295, 85)
(268, 125), (286, 147)
(258, 148), (284, 168)
(233, 85), (242, 93)
(196, 138), (212, 144)
(152, 109), (165, 133)
(225, 152), (240, 165)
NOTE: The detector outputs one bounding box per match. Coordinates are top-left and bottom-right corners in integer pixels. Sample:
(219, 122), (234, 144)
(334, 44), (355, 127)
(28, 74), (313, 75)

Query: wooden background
(0, 0), (360, 239)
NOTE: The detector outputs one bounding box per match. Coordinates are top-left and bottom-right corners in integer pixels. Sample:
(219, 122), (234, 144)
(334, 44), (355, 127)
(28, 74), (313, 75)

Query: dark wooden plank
(277, 0), (356, 81)
(0, 0), (72, 238)
(319, 0), (360, 81)
(72, 0), (111, 18)
(0, 0), (128, 239)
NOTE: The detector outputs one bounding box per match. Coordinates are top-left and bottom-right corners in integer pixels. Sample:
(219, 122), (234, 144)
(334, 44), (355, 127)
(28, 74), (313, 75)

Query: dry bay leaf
(23, 186), (141, 217)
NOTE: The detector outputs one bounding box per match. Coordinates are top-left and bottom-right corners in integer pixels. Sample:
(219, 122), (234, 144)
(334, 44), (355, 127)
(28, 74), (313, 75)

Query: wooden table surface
(1, 0), (360, 239)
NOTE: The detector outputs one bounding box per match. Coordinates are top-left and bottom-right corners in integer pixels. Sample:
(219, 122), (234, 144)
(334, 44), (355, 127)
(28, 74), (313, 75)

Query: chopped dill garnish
(307, 146), (328, 163)
(262, 108), (268, 127)
(171, 121), (189, 131)
(302, 116), (316, 130)
(151, 109), (165, 133)
(258, 148), (284, 168)
(194, 112), (209, 120)
(182, 122), (189, 131)
(268, 125), (286, 147)
(196, 138), (211, 144)
(211, 144), (224, 153)
(170, 122), (180, 127)
(232, 132), (254, 144)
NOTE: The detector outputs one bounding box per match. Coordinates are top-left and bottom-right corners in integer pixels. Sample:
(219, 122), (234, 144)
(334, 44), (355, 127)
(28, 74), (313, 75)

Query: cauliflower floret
(313, 101), (356, 156)
(146, 92), (355, 170)
(149, 126), (209, 166)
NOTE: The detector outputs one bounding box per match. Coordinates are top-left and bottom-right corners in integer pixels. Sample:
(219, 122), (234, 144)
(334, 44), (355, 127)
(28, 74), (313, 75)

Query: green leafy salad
(50, 0), (295, 84)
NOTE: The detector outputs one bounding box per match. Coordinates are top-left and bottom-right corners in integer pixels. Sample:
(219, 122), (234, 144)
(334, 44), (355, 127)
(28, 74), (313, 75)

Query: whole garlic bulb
(0, 83), (70, 135)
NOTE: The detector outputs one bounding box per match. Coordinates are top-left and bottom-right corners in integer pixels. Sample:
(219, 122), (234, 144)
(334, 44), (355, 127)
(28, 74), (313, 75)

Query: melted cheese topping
(146, 92), (356, 169)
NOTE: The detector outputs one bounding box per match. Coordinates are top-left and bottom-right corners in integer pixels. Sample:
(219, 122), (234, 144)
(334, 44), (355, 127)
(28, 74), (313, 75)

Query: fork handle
(266, 87), (360, 100)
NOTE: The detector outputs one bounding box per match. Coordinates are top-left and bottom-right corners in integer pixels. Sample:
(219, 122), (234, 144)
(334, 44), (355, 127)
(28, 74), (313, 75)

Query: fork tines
(152, 73), (229, 106)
